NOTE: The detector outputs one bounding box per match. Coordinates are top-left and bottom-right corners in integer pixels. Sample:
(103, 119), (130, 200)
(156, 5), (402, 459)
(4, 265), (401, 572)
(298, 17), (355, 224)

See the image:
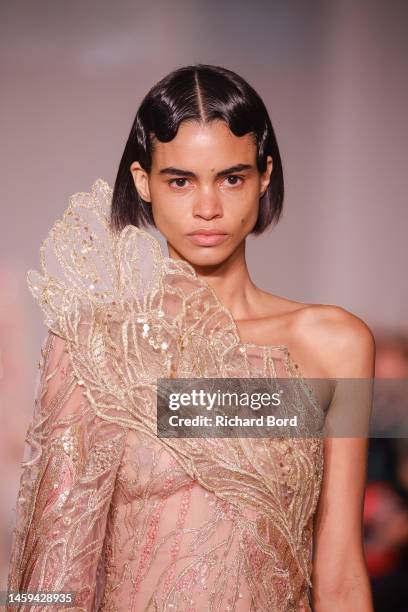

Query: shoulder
(292, 303), (376, 378)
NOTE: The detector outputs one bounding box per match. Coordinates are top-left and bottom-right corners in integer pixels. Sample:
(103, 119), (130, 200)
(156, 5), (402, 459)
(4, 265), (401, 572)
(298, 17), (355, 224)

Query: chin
(179, 246), (231, 268)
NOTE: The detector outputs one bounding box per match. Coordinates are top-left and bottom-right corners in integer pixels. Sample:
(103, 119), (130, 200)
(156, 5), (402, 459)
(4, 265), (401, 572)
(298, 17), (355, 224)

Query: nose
(192, 191), (223, 220)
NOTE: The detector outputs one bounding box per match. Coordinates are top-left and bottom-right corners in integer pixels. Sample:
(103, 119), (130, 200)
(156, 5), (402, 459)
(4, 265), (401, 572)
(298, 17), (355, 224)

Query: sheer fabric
(7, 179), (325, 611)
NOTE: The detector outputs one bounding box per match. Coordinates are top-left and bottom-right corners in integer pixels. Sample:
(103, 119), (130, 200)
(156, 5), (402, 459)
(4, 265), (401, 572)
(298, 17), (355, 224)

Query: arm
(310, 307), (376, 611)
(7, 331), (128, 611)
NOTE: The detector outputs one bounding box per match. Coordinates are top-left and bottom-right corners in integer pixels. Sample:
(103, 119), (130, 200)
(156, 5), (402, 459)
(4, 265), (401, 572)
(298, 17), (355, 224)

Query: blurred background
(1, 0), (407, 609)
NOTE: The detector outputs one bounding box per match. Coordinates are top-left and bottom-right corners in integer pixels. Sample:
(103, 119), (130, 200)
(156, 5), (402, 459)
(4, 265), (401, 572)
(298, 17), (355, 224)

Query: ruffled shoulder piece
(27, 178), (164, 336)
(27, 179), (248, 371)
(27, 178), (324, 588)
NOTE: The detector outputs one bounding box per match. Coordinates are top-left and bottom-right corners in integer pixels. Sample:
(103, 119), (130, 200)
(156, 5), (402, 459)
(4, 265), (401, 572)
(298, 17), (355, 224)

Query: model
(7, 64), (375, 611)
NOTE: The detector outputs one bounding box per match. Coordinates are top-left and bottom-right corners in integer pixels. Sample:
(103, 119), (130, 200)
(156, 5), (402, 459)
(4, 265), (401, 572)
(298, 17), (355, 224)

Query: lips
(187, 230), (229, 247)
(188, 229), (227, 235)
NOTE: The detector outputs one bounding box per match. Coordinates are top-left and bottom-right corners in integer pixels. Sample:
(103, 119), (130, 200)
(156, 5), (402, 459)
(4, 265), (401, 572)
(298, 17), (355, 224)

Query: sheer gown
(7, 179), (325, 611)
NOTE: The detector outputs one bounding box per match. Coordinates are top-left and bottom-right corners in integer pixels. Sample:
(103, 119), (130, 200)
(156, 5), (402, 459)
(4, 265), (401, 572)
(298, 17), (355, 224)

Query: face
(130, 120), (273, 267)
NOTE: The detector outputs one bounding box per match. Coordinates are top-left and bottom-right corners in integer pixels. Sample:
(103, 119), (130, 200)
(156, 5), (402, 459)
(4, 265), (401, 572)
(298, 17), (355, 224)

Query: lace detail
(7, 179), (325, 611)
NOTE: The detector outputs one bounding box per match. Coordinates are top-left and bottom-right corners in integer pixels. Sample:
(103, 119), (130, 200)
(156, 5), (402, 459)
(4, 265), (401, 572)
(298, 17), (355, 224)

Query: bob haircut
(111, 63), (284, 236)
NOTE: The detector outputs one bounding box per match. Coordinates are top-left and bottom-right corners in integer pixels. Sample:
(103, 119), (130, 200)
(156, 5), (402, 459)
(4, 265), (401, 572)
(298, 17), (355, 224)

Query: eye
(224, 175), (244, 186)
(168, 178), (189, 188)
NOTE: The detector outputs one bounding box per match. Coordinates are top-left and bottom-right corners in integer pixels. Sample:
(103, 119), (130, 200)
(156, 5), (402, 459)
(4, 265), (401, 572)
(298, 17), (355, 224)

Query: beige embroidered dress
(7, 179), (325, 611)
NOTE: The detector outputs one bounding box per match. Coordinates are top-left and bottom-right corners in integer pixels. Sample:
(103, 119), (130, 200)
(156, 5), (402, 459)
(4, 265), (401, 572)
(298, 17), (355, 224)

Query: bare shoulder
(292, 303), (376, 378)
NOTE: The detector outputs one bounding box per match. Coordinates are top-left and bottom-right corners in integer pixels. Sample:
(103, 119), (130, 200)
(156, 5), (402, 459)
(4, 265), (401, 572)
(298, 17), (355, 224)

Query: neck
(167, 240), (262, 321)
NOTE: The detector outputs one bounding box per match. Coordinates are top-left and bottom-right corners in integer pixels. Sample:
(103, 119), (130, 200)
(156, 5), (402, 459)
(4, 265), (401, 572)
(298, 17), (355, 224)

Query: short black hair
(111, 63), (284, 235)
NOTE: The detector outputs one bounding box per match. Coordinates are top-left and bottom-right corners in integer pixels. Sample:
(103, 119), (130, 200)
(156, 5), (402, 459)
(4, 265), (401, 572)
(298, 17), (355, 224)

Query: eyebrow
(158, 163), (254, 178)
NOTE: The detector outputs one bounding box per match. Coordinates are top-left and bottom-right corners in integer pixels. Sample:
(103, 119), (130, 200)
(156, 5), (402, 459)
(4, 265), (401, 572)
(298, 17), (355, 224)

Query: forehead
(151, 120), (256, 170)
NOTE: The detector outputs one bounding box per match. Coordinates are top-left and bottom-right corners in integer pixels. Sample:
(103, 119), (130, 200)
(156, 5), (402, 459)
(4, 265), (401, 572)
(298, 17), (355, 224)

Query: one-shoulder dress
(7, 179), (325, 611)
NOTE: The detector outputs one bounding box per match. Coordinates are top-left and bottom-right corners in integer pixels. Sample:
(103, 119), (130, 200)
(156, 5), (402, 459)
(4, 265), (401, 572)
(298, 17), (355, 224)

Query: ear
(260, 155), (273, 197)
(130, 162), (151, 203)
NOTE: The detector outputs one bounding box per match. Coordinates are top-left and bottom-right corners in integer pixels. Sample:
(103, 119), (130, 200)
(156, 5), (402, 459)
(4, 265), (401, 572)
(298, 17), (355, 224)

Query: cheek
(238, 204), (259, 227)
(150, 203), (185, 241)
(236, 209), (258, 235)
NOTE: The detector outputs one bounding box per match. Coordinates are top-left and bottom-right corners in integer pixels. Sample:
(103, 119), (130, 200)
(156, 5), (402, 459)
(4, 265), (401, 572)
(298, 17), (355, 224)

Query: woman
(7, 64), (375, 611)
